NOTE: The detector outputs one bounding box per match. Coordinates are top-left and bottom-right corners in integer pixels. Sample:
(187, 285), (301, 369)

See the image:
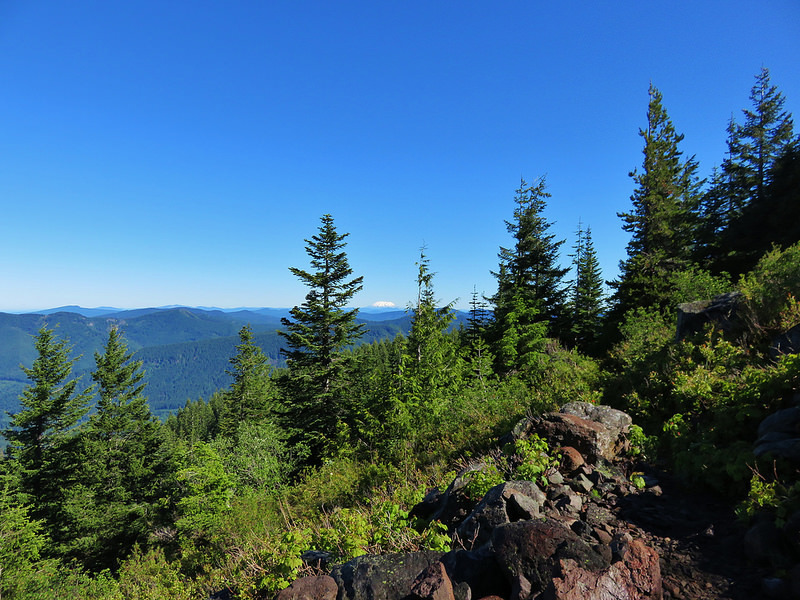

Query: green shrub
(738, 242), (800, 343)
(462, 461), (504, 500)
(118, 546), (194, 600)
(510, 434), (558, 486)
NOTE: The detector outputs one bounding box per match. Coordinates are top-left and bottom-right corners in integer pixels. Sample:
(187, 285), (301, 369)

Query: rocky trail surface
(611, 467), (762, 599)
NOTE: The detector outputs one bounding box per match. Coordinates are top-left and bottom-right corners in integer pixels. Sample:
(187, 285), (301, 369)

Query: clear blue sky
(1, 1), (798, 312)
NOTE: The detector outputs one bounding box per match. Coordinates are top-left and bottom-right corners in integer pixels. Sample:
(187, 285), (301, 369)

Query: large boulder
(276, 575), (338, 600)
(754, 406), (800, 463)
(560, 402), (632, 437)
(549, 538), (662, 600)
(410, 562), (455, 600)
(331, 552), (444, 600)
(676, 291), (742, 341)
(456, 481), (546, 549)
(511, 402), (632, 463)
(492, 518), (608, 600)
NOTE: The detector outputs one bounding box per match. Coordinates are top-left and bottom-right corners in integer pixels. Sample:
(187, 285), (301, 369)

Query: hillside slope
(0, 307), (466, 425)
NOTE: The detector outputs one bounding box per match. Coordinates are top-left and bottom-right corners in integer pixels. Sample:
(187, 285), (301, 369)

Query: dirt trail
(615, 467), (763, 599)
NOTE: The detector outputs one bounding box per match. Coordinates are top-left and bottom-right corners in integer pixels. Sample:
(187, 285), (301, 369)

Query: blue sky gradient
(1, 1), (798, 311)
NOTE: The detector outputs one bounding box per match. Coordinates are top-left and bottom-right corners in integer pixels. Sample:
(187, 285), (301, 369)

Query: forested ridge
(0, 308), (447, 426)
(2, 68), (799, 599)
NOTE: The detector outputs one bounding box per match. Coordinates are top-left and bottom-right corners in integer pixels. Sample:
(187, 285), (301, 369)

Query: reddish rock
(276, 575), (338, 600)
(411, 562), (455, 600)
(549, 538), (662, 599)
(536, 413), (625, 463)
(492, 518), (607, 599)
(559, 446), (585, 473)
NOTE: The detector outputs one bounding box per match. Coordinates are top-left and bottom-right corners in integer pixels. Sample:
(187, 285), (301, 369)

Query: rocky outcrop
(505, 402), (632, 463)
(279, 402), (662, 600)
(276, 575), (338, 600)
(549, 538), (662, 600)
(331, 552), (445, 600)
(754, 405), (800, 463)
(676, 292), (742, 341)
(492, 518), (608, 598)
(456, 481), (546, 548)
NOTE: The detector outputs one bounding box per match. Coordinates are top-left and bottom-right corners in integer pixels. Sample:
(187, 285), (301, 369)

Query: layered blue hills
(0, 305), (467, 426)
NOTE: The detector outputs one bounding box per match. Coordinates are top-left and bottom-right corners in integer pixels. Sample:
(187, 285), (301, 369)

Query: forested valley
(2, 67), (799, 599)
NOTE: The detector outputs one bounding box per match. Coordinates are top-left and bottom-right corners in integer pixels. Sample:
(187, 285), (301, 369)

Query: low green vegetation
(1, 67), (799, 598)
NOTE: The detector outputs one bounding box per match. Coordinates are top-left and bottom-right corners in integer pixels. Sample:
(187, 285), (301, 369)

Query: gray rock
(570, 473), (594, 494)
(676, 291), (742, 341)
(754, 438), (800, 462)
(555, 490), (583, 514)
(758, 407), (800, 438)
(560, 402), (633, 437)
(456, 481), (545, 549)
(332, 552), (444, 600)
(755, 407), (800, 463)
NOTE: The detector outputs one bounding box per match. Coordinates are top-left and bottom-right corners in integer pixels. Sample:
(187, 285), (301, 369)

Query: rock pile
(276, 402), (664, 600)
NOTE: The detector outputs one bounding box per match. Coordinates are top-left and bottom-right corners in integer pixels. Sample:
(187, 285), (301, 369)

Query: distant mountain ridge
(0, 305), (468, 428)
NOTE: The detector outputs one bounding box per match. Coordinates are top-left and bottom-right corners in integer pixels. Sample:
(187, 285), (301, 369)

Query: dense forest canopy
(1, 68), (799, 599)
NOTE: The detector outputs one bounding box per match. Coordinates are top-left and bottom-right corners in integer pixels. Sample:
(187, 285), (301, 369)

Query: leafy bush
(462, 460), (505, 500)
(738, 242), (800, 342)
(175, 442), (235, 540)
(118, 546), (194, 600)
(736, 466), (800, 525)
(668, 266), (732, 304)
(510, 434), (558, 486)
(213, 420), (299, 491)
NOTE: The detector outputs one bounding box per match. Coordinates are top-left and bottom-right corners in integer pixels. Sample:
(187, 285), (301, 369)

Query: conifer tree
(399, 248), (462, 415)
(64, 327), (164, 569)
(465, 287), (494, 390)
(466, 286), (491, 347)
(731, 67), (794, 209)
(279, 214), (364, 460)
(708, 67), (797, 275)
(490, 176), (566, 371)
(2, 326), (92, 547)
(567, 222), (605, 353)
(219, 325), (274, 439)
(610, 84), (701, 318)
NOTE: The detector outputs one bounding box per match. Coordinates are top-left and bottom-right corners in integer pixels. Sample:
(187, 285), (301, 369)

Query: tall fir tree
(219, 324), (275, 439)
(63, 326), (165, 569)
(566, 222), (605, 353)
(465, 287), (494, 393)
(490, 176), (567, 372)
(707, 67), (797, 275)
(2, 326), (92, 549)
(399, 248), (462, 416)
(731, 67), (794, 210)
(610, 84), (701, 319)
(279, 214), (365, 460)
